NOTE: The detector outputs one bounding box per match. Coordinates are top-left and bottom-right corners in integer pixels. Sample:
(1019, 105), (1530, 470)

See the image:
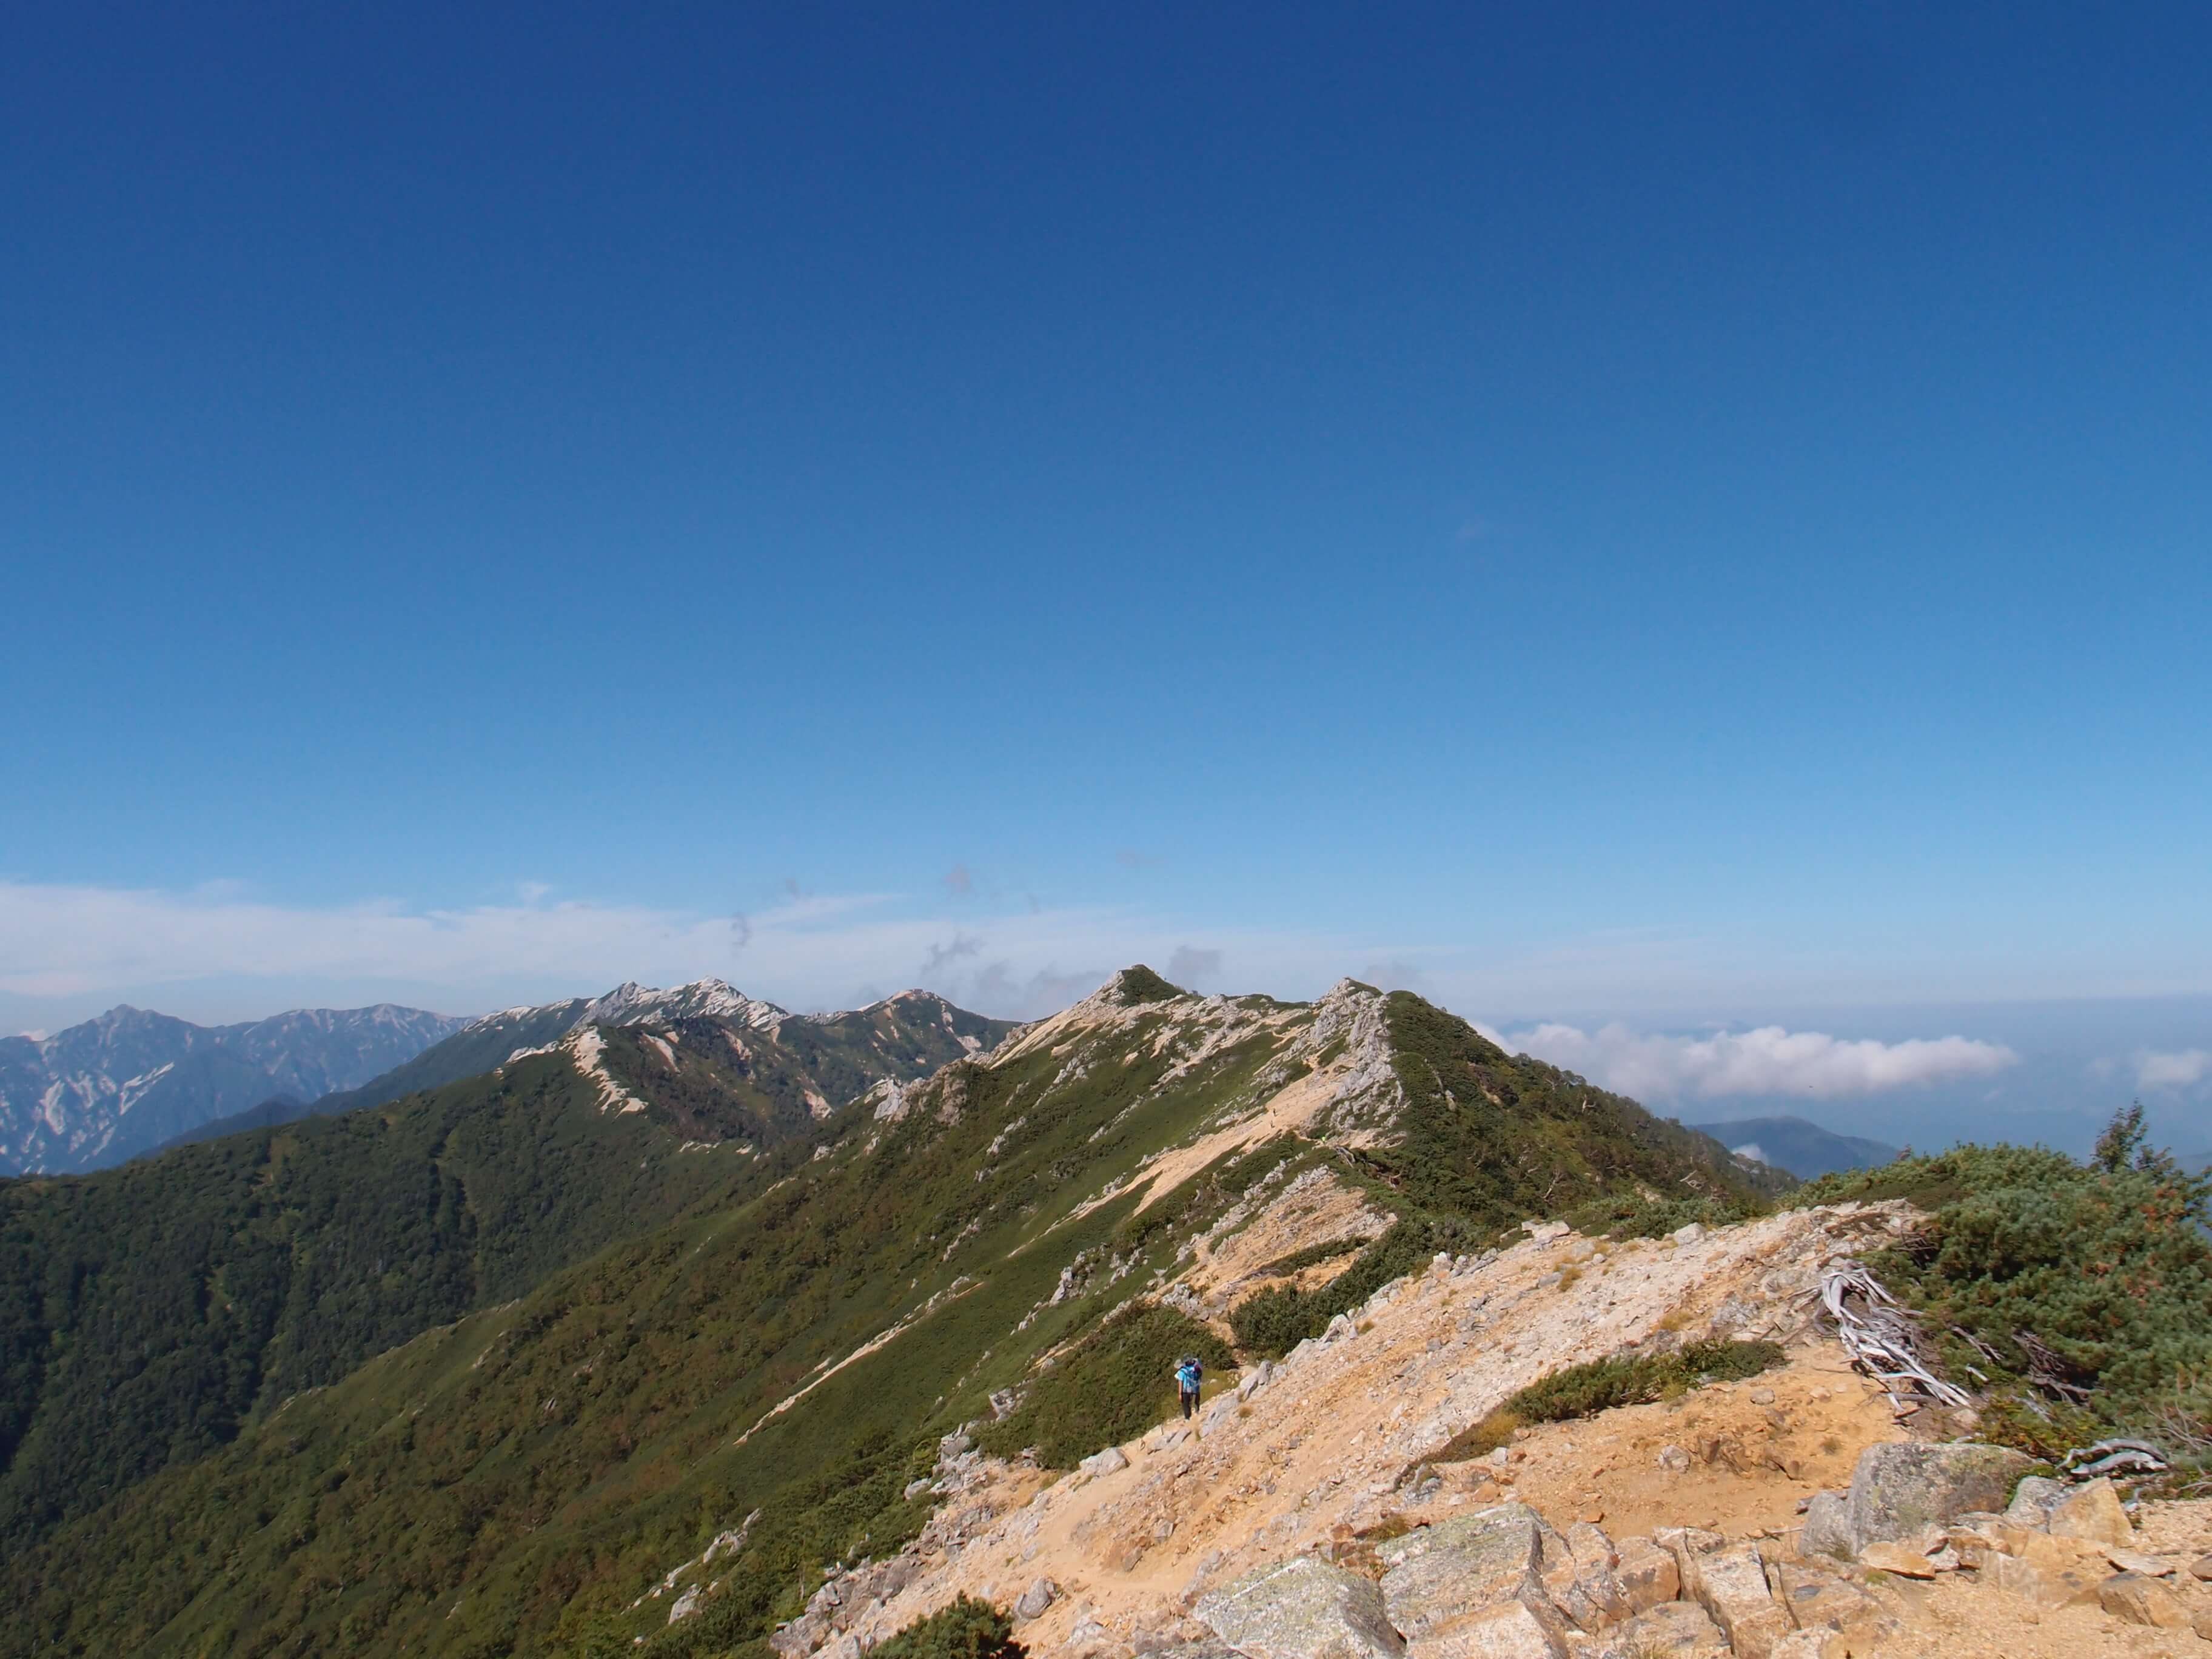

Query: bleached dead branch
(1819, 1259), (1972, 1412)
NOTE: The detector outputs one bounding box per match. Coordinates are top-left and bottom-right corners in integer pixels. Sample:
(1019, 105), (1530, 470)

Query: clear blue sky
(4, 5), (2208, 1145)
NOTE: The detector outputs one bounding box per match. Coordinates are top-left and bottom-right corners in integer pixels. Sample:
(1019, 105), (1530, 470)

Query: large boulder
(1013, 1577), (1058, 1621)
(2048, 1478), (2134, 1549)
(1415, 1593), (1570, 1659)
(2004, 1475), (2070, 1526)
(1678, 1541), (1791, 1659)
(1614, 1601), (1729, 1658)
(1195, 1557), (1404, 1659)
(1377, 1504), (1545, 1640)
(1612, 1537), (1680, 1612)
(1795, 1492), (1853, 1561)
(1844, 1443), (2035, 1550)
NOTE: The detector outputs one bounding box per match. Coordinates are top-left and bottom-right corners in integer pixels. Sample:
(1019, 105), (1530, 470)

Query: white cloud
(1485, 1020), (2018, 1102)
(2135, 1048), (2211, 1090)
(0, 879), (1359, 1025)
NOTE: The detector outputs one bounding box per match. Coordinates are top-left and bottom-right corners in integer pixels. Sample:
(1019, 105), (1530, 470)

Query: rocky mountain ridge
(0, 1000), (465, 1172)
(0, 966), (1786, 1656)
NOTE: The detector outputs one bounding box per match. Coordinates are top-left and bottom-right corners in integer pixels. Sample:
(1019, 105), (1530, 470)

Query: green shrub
(1563, 1191), (1766, 1242)
(976, 1304), (1233, 1468)
(1254, 1237), (1366, 1278)
(1800, 1111), (2212, 1430)
(1229, 1220), (1475, 1357)
(871, 1597), (1025, 1659)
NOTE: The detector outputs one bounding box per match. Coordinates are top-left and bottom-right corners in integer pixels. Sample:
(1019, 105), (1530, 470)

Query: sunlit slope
(2, 972), (1770, 1658)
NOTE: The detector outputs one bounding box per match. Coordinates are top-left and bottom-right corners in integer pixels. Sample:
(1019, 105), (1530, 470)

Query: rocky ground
(681, 1191), (2211, 1659)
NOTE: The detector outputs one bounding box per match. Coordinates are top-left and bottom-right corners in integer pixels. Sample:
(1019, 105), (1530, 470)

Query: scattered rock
(1678, 1540), (1791, 1659)
(1195, 1556), (1404, 1659)
(1843, 1442), (2035, 1550)
(1656, 1445), (1691, 1474)
(1796, 1492), (1853, 1561)
(1769, 1559), (1891, 1646)
(1670, 1224), (1706, 1246)
(1428, 1593), (1572, 1659)
(1615, 1599), (1729, 1657)
(2046, 1477), (2133, 1549)
(668, 1584), (703, 1623)
(1612, 1535), (1680, 1612)
(1857, 1541), (1937, 1578)
(1746, 1388), (1775, 1406)
(1082, 1447), (1131, 1479)
(2190, 1553), (2212, 1581)
(2097, 1570), (2189, 1629)
(2104, 1547), (2177, 1577)
(1013, 1577), (1058, 1621)
(1985, 1544), (2104, 1608)
(2004, 1476), (2070, 1527)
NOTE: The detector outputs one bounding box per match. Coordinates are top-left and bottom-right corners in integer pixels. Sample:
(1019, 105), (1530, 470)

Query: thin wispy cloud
(1487, 1020), (2019, 1102)
(0, 879), (1350, 1024)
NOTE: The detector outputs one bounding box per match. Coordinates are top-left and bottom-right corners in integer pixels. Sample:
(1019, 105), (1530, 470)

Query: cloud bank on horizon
(1485, 1020), (2019, 1104)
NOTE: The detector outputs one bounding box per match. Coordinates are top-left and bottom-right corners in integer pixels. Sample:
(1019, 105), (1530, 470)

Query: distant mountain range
(1686, 1113), (1901, 1180)
(0, 1004), (466, 1174)
(165, 978), (1011, 1146)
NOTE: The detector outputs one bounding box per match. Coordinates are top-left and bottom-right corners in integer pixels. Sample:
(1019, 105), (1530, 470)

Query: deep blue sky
(4, 5), (2208, 1147)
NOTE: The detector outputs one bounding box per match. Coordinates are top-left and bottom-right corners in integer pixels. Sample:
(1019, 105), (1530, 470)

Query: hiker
(1175, 1354), (1203, 1419)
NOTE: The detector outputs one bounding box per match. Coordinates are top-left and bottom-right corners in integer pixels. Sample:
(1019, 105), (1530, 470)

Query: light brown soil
(860, 1203), (1922, 1654)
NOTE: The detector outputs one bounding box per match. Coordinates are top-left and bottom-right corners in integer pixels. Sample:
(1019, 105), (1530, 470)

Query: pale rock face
(1676, 1540), (1791, 1659)
(1612, 1536), (1681, 1611)
(2097, 1571), (2190, 1628)
(1376, 1504), (1546, 1640)
(1796, 1491), (1853, 1560)
(2046, 1477), (2134, 1549)
(2004, 1474), (2070, 1526)
(1195, 1555), (1404, 1659)
(1613, 1599), (1729, 1657)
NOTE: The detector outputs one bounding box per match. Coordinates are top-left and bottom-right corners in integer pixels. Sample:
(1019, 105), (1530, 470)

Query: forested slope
(0, 991), (1012, 1555)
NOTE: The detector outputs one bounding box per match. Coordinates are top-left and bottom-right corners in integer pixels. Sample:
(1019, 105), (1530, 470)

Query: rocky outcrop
(1840, 1441), (2034, 1552)
(1194, 1557), (1404, 1659)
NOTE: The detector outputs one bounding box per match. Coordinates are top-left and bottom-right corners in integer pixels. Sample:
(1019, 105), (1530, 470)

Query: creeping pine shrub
(1255, 1236), (1367, 1278)
(1427, 1341), (1784, 1465)
(871, 1597), (1025, 1659)
(976, 1304), (1233, 1469)
(1230, 1220), (1476, 1357)
(1563, 1191), (1765, 1242)
(1798, 1107), (2212, 1441)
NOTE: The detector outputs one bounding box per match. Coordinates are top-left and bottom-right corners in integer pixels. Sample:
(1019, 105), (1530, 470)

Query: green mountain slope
(1687, 1113), (1900, 1179)
(1, 971), (1769, 1659)
(0, 991), (1012, 1557)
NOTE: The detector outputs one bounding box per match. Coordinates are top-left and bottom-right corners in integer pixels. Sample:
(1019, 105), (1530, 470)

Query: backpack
(1176, 1358), (1202, 1392)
